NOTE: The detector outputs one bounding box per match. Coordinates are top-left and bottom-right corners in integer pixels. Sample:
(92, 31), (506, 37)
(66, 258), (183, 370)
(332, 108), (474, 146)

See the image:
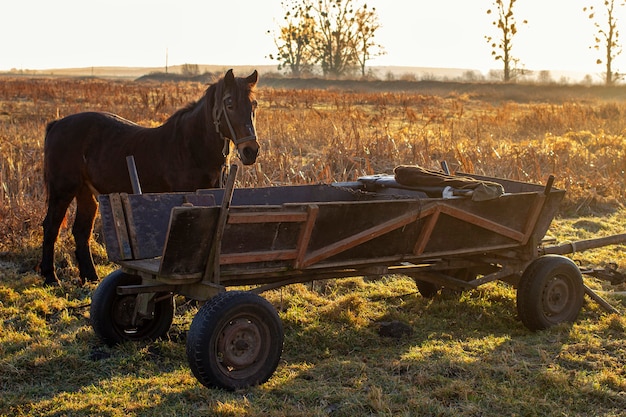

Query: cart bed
(98, 172), (564, 288)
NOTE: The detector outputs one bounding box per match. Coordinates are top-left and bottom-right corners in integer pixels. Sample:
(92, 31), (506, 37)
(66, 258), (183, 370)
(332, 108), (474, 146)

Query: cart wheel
(186, 291), (284, 390)
(517, 255), (584, 331)
(90, 269), (174, 346)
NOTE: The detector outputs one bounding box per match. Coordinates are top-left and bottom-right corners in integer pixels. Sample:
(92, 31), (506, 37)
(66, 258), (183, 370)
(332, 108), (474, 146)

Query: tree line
(269, 0), (625, 85)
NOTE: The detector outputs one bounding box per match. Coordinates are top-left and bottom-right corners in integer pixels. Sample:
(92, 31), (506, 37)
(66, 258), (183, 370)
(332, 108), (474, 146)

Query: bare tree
(485, 0), (527, 82)
(353, 4), (385, 77)
(311, 0), (359, 77)
(270, 0), (384, 77)
(268, 0), (317, 77)
(584, 0), (625, 85)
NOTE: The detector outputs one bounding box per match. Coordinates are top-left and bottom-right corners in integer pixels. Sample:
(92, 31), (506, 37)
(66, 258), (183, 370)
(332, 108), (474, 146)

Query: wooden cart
(90, 164), (625, 390)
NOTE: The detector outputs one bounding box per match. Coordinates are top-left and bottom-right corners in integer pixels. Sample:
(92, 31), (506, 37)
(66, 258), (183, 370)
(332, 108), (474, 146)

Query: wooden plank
(438, 204), (525, 242)
(184, 193), (216, 206)
(300, 209), (422, 267)
(294, 205), (319, 268)
(203, 165), (238, 285)
(413, 243), (527, 263)
(120, 193), (140, 260)
(109, 193), (134, 260)
(220, 249), (299, 265)
(228, 211), (309, 224)
(118, 258), (161, 275)
(413, 205), (441, 255)
(159, 206), (220, 277)
(118, 192), (210, 260)
(543, 233), (626, 255)
(413, 202), (525, 255)
(520, 193), (546, 243)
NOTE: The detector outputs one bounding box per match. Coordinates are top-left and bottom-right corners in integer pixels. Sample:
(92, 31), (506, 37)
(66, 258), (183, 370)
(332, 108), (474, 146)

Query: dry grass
(1, 76), (626, 416)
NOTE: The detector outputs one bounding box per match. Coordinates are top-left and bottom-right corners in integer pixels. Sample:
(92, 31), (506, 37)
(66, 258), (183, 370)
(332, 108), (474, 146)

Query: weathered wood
(413, 205), (440, 255)
(520, 193), (547, 244)
(109, 193), (133, 260)
(121, 192), (216, 260)
(294, 205), (319, 268)
(301, 208), (423, 268)
(228, 211), (309, 224)
(220, 249), (299, 265)
(203, 164), (238, 285)
(438, 204), (525, 242)
(118, 258), (161, 275)
(543, 233), (626, 255)
(99, 174), (570, 294)
(159, 206), (220, 277)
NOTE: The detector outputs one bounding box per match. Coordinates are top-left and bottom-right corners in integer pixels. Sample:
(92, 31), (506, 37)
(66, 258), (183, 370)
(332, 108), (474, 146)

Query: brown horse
(41, 69), (260, 286)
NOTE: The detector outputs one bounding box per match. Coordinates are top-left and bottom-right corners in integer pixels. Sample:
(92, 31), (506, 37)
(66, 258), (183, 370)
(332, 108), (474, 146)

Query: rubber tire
(517, 255), (584, 331)
(186, 291), (284, 390)
(90, 269), (175, 346)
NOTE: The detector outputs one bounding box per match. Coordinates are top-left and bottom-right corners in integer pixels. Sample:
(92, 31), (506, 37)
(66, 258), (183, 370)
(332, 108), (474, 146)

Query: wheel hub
(543, 276), (569, 315)
(112, 296), (136, 327)
(218, 318), (262, 369)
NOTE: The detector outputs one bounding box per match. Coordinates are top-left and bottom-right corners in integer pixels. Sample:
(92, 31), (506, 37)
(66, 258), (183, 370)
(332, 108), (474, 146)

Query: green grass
(1, 215), (625, 417)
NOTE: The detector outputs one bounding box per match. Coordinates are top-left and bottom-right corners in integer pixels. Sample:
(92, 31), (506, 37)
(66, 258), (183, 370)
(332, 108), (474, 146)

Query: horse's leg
(73, 186), (99, 285)
(41, 193), (73, 286)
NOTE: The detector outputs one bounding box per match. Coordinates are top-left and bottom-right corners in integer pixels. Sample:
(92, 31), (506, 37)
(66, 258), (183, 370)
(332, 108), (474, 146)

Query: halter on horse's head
(212, 69), (260, 166)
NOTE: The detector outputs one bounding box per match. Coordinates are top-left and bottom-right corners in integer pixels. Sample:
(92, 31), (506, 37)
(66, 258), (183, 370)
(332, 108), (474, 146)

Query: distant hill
(4, 64), (617, 104)
(1, 64), (591, 84)
(0, 65), (275, 79)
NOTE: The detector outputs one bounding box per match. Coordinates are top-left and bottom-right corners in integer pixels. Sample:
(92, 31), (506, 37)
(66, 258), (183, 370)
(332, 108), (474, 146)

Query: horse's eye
(225, 97), (233, 109)
(251, 100), (258, 110)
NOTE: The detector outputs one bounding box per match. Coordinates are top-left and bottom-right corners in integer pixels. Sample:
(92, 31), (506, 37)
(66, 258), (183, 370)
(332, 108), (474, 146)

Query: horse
(40, 69), (260, 286)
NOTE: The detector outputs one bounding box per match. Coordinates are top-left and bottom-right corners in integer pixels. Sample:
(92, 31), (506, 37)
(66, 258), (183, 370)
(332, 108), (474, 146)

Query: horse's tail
(42, 120), (57, 200)
(42, 119), (68, 229)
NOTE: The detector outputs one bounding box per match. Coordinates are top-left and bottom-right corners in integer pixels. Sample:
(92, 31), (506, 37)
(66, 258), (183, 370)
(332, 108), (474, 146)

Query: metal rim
(112, 295), (137, 333)
(541, 274), (575, 321)
(214, 312), (271, 379)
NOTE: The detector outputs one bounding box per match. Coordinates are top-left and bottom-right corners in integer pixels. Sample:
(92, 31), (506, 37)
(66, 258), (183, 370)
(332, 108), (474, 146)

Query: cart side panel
(219, 205), (313, 265)
(98, 194), (132, 261)
(198, 184), (384, 206)
(159, 206), (220, 276)
(216, 200), (423, 277)
(419, 193), (540, 253)
(531, 189), (566, 242)
(122, 193), (216, 260)
(323, 190), (564, 263)
(98, 192), (215, 262)
(304, 200), (423, 256)
(221, 222), (304, 254)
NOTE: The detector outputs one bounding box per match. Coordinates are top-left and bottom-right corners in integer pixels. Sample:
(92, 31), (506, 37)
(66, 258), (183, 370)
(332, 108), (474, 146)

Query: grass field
(1, 75), (625, 416)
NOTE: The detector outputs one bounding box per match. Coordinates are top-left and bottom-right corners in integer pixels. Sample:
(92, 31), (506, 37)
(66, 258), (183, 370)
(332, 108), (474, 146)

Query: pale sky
(1, 0), (621, 77)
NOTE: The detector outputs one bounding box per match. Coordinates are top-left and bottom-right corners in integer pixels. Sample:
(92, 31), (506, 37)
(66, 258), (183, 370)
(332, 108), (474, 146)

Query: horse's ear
(246, 70), (258, 86)
(225, 69), (235, 87)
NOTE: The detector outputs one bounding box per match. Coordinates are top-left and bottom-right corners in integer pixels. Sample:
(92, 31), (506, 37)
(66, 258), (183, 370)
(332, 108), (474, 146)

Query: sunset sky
(1, 0), (622, 77)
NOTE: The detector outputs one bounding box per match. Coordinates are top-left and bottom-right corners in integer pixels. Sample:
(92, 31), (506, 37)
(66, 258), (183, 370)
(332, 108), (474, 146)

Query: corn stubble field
(1, 75), (626, 416)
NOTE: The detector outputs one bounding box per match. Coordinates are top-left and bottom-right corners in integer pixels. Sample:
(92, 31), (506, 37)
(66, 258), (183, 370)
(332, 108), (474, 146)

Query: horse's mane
(163, 82), (219, 128)
(162, 74), (256, 130)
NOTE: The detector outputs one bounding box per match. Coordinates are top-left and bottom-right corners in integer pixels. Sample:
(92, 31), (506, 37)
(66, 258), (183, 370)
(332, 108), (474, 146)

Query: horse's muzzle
(237, 139), (259, 165)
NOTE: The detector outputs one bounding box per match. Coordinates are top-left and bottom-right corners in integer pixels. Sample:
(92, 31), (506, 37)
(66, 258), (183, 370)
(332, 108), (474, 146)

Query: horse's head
(213, 69), (260, 165)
